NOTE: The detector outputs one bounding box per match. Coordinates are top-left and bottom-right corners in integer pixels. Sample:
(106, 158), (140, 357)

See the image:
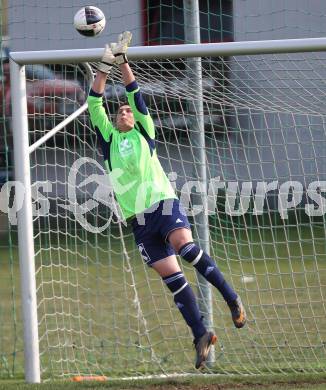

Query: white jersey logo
(119, 138), (133, 157)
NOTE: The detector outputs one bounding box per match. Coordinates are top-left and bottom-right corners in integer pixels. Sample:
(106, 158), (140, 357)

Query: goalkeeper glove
(96, 44), (115, 75)
(110, 31), (133, 65)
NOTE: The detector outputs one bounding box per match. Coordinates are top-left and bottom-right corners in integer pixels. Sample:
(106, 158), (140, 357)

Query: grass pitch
(1, 373), (326, 389)
(0, 223), (326, 381)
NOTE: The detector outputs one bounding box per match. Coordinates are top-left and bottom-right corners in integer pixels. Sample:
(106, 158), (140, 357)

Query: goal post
(10, 59), (40, 384)
(10, 59), (94, 383)
(183, 0), (213, 363)
(10, 37), (326, 382)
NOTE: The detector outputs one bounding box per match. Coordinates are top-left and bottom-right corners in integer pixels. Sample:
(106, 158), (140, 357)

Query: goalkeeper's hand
(110, 31), (133, 65)
(96, 44), (115, 75)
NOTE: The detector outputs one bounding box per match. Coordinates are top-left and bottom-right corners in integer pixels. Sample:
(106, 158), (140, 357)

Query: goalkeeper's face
(116, 105), (135, 132)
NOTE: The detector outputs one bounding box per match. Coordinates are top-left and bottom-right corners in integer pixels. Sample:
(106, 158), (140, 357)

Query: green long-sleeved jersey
(87, 81), (177, 219)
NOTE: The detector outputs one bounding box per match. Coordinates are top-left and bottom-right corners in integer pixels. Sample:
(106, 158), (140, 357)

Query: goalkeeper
(87, 31), (246, 369)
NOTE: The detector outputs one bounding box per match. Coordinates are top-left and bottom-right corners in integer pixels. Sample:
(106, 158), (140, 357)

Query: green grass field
(1, 221), (326, 386)
(1, 374), (326, 389)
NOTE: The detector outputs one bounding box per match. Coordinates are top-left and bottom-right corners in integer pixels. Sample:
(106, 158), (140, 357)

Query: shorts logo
(138, 243), (151, 264)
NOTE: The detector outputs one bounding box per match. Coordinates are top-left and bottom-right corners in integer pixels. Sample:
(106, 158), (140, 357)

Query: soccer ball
(74, 6), (106, 37)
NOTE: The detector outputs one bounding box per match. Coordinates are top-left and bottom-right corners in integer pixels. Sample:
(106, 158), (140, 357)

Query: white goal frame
(10, 36), (326, 383)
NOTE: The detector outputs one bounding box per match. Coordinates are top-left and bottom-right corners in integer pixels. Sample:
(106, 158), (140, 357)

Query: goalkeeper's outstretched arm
(119, 62), (155, 139)
(91, 71), (108, 95)
(87, 46), (116, 140)
(110, 31), (155, 139)
(119, 63), (135, 87)
(91, 42), (116, 94)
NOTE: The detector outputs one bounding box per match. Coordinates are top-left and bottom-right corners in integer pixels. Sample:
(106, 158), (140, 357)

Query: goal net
(13, 44), (326, 380)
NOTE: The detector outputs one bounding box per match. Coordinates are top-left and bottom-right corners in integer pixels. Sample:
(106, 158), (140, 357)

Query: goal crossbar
(10, 37), (326, 64)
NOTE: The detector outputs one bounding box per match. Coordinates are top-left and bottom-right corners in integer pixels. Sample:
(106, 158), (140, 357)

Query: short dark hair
(117, 101), (130, 110)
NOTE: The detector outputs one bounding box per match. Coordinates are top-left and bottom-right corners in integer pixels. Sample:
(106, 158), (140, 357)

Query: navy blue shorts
(130, 198), (191, 266)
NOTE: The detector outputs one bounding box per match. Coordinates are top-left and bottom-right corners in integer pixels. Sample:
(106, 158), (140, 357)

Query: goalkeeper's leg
(151, 255), (207, 340)
(132, 199), (217, 367)
(168, 228), (246, 329)
(151, 255), (217, 369)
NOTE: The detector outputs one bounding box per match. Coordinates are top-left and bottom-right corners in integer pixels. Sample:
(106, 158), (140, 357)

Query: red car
(0, 51), (85, 131)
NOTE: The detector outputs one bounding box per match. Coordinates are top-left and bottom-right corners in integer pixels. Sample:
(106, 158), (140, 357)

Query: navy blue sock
(179, 243), (237, 304)
(163, 272), (206, 340)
